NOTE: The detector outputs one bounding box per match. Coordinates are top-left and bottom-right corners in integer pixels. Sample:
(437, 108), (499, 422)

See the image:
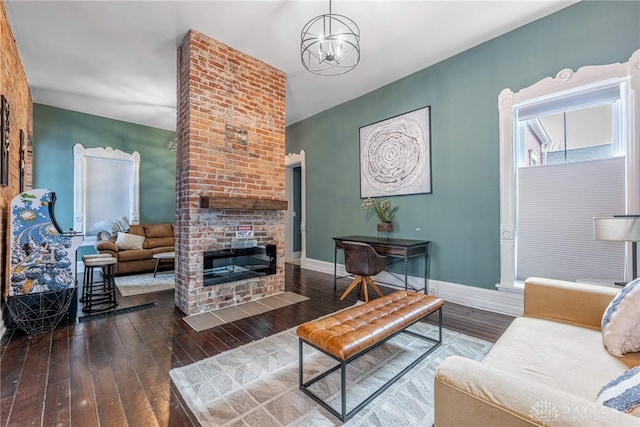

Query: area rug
(183, 292), (310, 332)
(170, 321), (492, 426)
(114, 272), (175, 296)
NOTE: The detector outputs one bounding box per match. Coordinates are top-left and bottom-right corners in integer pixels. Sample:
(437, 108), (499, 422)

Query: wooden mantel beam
(199, 196), (288, 211)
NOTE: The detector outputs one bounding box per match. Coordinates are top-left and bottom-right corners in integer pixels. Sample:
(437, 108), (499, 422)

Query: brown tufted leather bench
(296, 290), (444, 421)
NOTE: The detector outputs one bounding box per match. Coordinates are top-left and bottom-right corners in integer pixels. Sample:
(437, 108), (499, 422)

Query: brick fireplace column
(175, 30), (286, 315)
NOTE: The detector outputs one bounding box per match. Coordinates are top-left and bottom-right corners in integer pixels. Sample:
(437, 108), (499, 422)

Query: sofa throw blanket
(95, 216), (130, 235)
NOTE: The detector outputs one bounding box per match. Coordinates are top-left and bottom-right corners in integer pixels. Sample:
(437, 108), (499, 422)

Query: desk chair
(340, 241), (386, 302)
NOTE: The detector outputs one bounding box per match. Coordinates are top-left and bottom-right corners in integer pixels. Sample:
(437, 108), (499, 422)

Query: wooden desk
(333, 236), (431, 294)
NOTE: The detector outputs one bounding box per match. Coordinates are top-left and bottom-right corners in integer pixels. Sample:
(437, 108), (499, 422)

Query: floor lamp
(594, 215), (640, 286)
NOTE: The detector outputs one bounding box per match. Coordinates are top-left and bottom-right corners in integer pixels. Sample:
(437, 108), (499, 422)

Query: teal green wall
(286, 1), (640, 289)
(33, 104), (177, 242)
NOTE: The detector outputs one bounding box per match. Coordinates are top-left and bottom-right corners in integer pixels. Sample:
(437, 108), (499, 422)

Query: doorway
(285, 150), (306, 265)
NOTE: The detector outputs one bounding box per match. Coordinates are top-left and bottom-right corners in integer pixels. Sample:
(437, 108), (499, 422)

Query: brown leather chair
(340, 241), (386, 302)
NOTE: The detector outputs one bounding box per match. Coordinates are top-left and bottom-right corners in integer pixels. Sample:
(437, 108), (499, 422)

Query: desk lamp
(594, 215), (640, 286)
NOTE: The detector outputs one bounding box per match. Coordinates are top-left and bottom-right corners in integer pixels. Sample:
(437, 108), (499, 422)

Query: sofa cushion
(144, 236), (175, 250)
(597, 366), (640, 416)
(144, 224), (173, 238)
(482, 316), (640, 400)
(128, 224), (145, 236)
(141, 224), (174, 249)
(117, 249), (154, 262)
(116, 232), (145, 251)
(602, 279), (640, 357)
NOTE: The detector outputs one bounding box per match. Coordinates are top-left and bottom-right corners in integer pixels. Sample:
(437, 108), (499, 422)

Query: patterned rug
(114, 272), (175, 296)
(169, 321), (492, 426)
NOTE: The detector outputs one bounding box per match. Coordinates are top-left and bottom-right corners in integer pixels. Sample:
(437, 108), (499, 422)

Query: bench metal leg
(341, 360), (347, 420)
(299, 307), (443, 422)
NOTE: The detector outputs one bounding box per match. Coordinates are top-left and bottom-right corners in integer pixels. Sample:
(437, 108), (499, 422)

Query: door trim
(285, 150), (306, 264)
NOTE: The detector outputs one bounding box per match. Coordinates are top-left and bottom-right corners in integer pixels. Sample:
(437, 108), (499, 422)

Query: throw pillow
(95, 216), (130, 235)
(602, 278), (640, 357)
(115, 232), (145, 251)
(597, 366), (640, 417)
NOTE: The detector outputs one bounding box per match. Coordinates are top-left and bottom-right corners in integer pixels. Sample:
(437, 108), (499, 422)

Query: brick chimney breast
(175, 30), (286, 315)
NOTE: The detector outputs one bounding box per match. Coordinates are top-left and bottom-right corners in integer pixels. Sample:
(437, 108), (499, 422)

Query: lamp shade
(594, 217), (640, 242)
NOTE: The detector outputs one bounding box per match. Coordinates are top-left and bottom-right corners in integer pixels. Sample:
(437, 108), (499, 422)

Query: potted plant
(362, 197), (398, 232)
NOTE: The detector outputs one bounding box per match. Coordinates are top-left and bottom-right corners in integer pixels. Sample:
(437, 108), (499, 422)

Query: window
(521, 103), (615, 166)
(497, 50), (640, 289)
(73, 144), (140, 245)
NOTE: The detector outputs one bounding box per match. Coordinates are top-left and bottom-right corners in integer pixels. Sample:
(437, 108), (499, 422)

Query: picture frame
(1, 95), (9, 187)
(359, 106), (431, 198)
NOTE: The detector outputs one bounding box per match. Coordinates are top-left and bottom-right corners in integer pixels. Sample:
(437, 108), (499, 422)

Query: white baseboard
(301, 257), (523, 316)
(430, 278), (523, 316)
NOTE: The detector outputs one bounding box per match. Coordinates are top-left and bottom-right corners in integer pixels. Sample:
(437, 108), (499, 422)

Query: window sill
(495, 281), (525, 294)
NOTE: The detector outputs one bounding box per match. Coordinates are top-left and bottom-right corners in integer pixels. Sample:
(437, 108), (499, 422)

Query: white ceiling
(5, 0), (577, 131)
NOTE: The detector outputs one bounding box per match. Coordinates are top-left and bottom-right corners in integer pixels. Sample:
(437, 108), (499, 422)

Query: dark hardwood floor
(1, 264), (514, 427)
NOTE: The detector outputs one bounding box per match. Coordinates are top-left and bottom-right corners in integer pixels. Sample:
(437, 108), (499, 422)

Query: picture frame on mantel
(359, 106), (432, 198)
(1, 95), (9, 187)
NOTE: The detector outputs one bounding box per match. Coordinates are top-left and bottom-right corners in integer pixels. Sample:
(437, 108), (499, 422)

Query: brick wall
(0, 1), (33, 331)
(175, 30), (286, 315)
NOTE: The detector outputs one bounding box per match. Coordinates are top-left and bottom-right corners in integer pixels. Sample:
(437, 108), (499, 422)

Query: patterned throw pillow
(602, 278), (640, 357)
(597, 366), (640, 417)
(115, 232), (145, 251)
(95, 216), (130, 235)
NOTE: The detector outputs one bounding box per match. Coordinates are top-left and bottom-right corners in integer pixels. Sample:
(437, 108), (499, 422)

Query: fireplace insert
(203, 244), (276, 286)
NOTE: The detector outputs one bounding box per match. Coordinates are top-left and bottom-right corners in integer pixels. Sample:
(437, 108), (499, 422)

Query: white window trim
(73, 144), (140, 246)
(497, 49), (640, 291)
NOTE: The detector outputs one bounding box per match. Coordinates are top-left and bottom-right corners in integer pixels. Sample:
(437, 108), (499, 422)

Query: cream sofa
(434, 277), (640, 426)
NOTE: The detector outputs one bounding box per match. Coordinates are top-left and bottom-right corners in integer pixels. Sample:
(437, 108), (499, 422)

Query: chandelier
(300, 0), (360, 76)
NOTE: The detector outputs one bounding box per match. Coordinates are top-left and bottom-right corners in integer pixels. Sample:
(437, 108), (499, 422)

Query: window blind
(516, 156), (626, 282)
(517, 83), (621, 120)
(85, 157), (132, 235)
